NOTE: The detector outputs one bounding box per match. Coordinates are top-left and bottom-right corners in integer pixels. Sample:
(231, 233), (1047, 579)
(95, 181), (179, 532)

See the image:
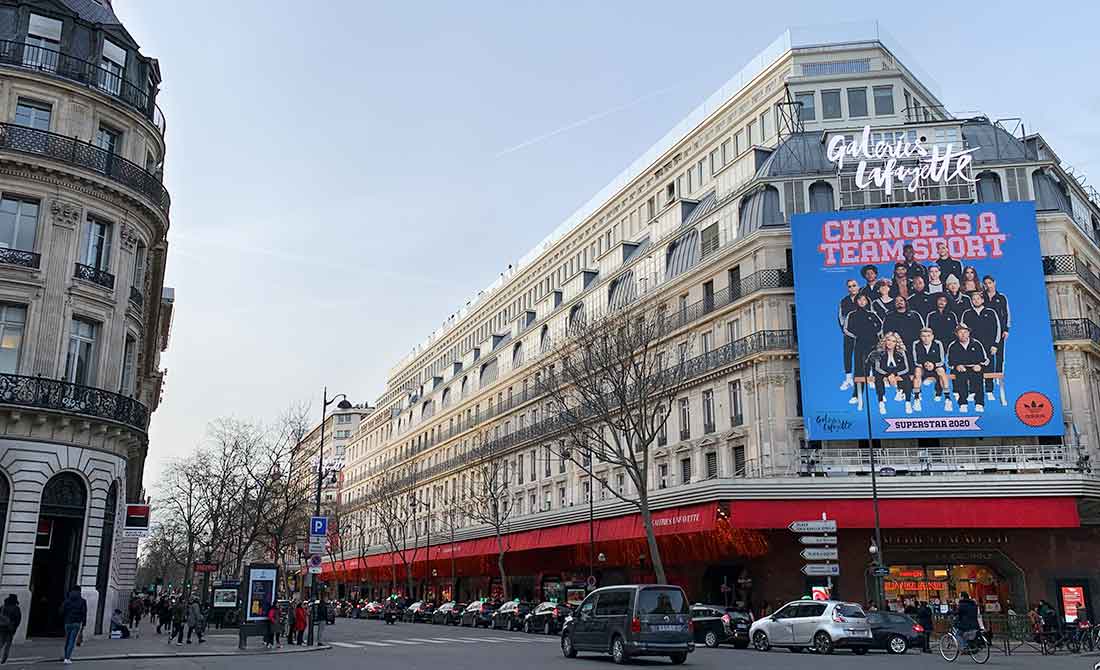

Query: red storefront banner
(729, 497), (1080, 529)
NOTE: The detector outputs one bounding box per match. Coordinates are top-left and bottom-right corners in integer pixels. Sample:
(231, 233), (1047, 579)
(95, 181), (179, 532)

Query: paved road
(34, 617), (1098, 670)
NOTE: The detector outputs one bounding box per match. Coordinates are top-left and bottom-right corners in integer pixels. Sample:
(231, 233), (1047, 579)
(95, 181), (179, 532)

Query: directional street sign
(800, 547), (839, 561)
(802, 563), (841, 576)
(310, 516), (328, 537)
(799, 535), (837, 545)
(308, 536), (325, 553)
(788, 520), (837, 533)
(872, 566), (890, 577)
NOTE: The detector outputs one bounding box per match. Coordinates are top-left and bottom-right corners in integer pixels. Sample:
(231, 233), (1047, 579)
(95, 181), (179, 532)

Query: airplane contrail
(494, 83), (684, 158)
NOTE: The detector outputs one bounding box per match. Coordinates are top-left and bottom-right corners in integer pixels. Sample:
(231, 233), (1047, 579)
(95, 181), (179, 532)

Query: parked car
(431, 602), (467, 625)
(561, 584), (694, 664)
(749, 600), (872, 654)
(403, 601), (435, 622)
(524, 602), (572, 634)
(866, 611), (923, 654)
(690, 604), (751, 648)
(491, 601), (534, 631)
(460, 601), (499, 628)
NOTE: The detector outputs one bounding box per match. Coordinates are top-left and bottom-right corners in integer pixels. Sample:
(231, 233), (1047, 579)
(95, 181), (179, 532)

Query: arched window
(808, 181), (835, 212)
(94, 481), (118, 634)
(568, 304), (585, 333)
(460, 375), (468, 398)
(0, 473), (8, 564)
(30, 472), (87, 636)
(512, 341), (524, 368)
(738, 185), (783, 237)
(976, 171), (1003, 203)
(480, 359), (498, 386)
(421, 400), (434, 420)
(1032, 169), (1070, 213)
(440, 387), (451, 408)
(540, 325), (550, 353)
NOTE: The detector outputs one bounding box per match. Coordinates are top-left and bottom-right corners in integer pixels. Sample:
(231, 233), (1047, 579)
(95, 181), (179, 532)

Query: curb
(9, 644), (330, 664)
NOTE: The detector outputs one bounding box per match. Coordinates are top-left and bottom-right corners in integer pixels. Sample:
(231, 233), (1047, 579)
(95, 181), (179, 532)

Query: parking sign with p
(310, 516), (327, 536)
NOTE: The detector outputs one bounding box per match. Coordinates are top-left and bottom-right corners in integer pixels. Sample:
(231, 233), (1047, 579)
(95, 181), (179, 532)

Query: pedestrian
(0, 594), (22, 664)
(169, 599), (185, 645)
(59, 588), (87, 665)
(293, 601), (307, 645)
(157, 597), (171, 635)
(186, 598), (205, 644)
(128, 595), (143, 637)
(316, 596), (328, 644)
(916, 600), (933, 653)
(265, 602), (280, 649)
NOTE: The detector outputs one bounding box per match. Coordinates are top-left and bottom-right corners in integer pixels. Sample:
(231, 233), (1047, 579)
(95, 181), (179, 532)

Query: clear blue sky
(114, 0), (1100, 482)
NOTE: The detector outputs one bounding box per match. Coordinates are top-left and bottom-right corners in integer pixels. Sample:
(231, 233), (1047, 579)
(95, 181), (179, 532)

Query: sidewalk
(6, 627), (328, 664)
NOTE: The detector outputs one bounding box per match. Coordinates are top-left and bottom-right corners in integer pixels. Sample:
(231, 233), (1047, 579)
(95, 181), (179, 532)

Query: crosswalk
(328, 632), (558, 650)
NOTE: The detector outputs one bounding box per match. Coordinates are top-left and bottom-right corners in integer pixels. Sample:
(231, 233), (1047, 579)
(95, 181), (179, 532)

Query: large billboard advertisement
(792, 201), (1062, 440)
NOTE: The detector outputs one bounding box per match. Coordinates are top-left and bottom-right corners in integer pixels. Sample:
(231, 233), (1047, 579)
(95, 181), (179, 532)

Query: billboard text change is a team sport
(792, 201), (1062, 440)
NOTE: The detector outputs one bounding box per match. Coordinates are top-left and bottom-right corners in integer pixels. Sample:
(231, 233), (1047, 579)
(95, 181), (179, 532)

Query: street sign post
(798, 535), (837, 545)
(872, 566), (890, 577)
(308, 554), (322, 575)
(801, 564), (841, 577)
(788, 520), (837, 533)
(308, 536), (325, 553)
(309, 517), (328, 536)
(800, 547), (839, 561)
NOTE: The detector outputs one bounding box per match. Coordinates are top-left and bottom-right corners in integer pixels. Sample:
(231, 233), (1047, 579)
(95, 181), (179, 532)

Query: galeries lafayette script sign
(827, 125), (978, 195)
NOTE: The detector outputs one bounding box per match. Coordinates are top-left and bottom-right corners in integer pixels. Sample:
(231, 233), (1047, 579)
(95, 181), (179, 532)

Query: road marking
(355, 640), (394, 647)
(382, 639), (422, 645)
(407, 638), (448, 644)
(330, 642), (361, 648)
(431, 637), (478, 643)
(484, 636), (530, 643)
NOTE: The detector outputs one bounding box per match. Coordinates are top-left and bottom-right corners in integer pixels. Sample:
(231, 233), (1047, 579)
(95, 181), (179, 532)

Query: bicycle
(940, 629), (991, 664)
(1040, 628), (1080, 655)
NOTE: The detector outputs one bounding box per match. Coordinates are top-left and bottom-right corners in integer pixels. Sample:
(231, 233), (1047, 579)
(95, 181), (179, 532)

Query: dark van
(561, 585), (694, 664)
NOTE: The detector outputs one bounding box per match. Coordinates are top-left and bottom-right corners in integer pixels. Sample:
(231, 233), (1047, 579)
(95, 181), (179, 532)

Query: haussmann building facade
(325, 25), (1100, 619)
(0, 0), (173, 640)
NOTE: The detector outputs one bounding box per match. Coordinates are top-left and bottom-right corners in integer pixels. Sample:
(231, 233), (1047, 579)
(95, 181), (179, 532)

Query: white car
(749, 600), (872, 654)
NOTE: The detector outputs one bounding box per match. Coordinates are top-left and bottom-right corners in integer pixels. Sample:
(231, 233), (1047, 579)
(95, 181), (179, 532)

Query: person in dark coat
(838, 279), (862, 391)
(926, 293), (958, 347)
(907, 275), (931, 319)
(935, 242), (964, 287)
(882, 295), (925, 350)
(60, 589), (87, 664)
(960, 291), (1002, 398)
(955, 592), (981, 651)
(947, 324), (989, 413)
(916, 601), (934, 652)
(872, 331), (913, 414)
(943, 276), (971, 318)
(0, 594), (21, 664)
(157, 597), (171, 634)
(843, 294), (882, 405)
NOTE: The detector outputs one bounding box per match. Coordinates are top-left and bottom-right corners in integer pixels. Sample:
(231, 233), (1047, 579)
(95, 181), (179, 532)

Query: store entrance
(884, 564), (1011, 614)
(28, 473), (87, 638)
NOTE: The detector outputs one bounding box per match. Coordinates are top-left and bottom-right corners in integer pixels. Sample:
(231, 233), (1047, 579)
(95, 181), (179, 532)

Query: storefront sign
(123, 504), (151, 538)
(885, 581), (948, 592)
(793, 202), (1062, 440)
(884, 533), (1010, 547)
(1061, 585), (1085, 622)
(245, 564), (277, 622)
(826, 125), (978, 196)
(213, 589), (237, 608)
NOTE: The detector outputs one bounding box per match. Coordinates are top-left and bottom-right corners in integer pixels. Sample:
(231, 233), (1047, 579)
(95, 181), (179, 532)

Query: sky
(112, 0), (1100, 483)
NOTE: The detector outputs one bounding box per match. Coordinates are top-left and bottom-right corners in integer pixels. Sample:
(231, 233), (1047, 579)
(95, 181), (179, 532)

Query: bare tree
(259, 404), (313, 594)
(373, 470), (424, 598)
(154, 454), (208, 595)
(462, 455), (517, 599)
(538, 301), (680, 583)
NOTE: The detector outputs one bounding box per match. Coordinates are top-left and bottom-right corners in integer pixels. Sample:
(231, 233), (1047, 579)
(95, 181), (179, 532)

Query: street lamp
(861, 381), (886, 609)
(308, 386), (352, 647)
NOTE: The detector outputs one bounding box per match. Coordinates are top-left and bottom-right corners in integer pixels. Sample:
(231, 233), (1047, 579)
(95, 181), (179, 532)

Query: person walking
(0, 594), (22, 664)
(265, 602), (280, 649)
(128, 595), (143, 637)
(186, 598), (205, 644)
(156, 597), (171, 635)
(293, 601), (307, 645)
(916, 601), (934, 653)
(169, 598), (186, 646)
(315, 596), (328, 644)
(60, 588), (87, 665)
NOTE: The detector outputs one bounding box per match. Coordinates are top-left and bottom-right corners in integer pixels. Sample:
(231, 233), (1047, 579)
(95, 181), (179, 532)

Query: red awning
(729, 497), (1080, 529)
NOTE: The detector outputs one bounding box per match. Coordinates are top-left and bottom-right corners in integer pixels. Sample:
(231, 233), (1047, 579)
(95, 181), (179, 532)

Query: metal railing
(1042, 254), (1100, 296)
(1051, 318), (1100, 345)
(0, 123), (170, 216)
(0, 40), (163, 135)
(0, 373), (148, 431)
(0, 247), (40, 269)
(801, 444), (1084, 476)
(74, 263), (115, 289)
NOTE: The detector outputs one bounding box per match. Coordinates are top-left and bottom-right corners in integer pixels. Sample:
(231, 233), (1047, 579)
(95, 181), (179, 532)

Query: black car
(562, 585), (694, 664)
(431, 602), (467, 625)
(460, 601), (498, 628)
(690, 604), (751, 648)
(524, 602), (573, 634)
(866, 611), (924, 654)
(491, 601), (534, 631)
(404, 601), (435, 623)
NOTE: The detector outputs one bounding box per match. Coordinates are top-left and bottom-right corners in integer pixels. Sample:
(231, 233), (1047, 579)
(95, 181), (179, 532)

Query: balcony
(0, 373), (148, 431)
(0, 247), (40, 269)
(1051, 318), (1100, 345)
(74, 263), (114, 289)
(1042, 255), (1100, 296)
(0, 123), (170, 216)
(801, 444), (1084, 477)
(129, 286), (144, 310)
(0, 40), (164, 135)
(659, 268), (793, 334)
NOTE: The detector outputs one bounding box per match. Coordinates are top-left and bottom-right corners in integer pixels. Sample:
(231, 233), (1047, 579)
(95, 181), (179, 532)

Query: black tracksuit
(947, 338), (989, 407)
(882, 310), (925, 348)
(860, 280), (879, 303)
(873, 349), (913, 402)
(838, 294), (860, 375)
(943, 290), (972, 319)
(903, 260), (927, 281)
(937, 256), (964, 284)
(890, 277), (914, 298)
(985, 291), (1010, 377)
(872, 297), (895, 321)
(926, 308), (959, 348)
(911, 339), (947, 398)
(961, 306), (1002, 393)
(907, 291), (932, 320)
(844, 308), (882, 389)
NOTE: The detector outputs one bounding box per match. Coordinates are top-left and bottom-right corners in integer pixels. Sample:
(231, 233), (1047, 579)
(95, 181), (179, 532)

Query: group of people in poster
(837, 242), (1010, 415)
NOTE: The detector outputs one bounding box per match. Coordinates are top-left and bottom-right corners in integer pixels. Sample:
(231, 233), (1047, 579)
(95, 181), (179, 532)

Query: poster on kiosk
(792, 200), (1063, 440)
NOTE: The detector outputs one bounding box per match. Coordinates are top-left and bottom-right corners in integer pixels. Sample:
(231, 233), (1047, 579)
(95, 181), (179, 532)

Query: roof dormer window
(99, 39), (127, 96)
(25, 14), (62, 72)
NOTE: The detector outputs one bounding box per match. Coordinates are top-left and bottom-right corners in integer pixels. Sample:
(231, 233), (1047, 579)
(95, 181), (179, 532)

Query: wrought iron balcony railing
(0, 123), (170, 216)
(0, 247), (40, 269)
(1051, 318), (1100, 345)
(0, 373), (148, 431)
(1042, 254), (1100, 296)
(74, 263), (115, 289)
(129, 286), (144, 310)
(0, 40), (164, 135)
(801, 444), (1084, 476)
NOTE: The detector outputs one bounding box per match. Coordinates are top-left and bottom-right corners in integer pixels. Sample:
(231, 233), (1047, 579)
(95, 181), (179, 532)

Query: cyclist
(955, 592), (981, 651)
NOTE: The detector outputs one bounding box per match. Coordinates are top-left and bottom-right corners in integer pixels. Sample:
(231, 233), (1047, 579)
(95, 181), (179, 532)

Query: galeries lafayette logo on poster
(827, 125), (978, 195)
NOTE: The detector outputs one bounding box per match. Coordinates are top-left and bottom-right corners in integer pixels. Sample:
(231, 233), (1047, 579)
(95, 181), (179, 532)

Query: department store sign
(827, 125), (978, 195)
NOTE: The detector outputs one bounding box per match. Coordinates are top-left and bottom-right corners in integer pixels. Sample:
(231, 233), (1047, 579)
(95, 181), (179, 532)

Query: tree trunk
(638, 497), (666, 583)
(496, 532), (508, 600)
